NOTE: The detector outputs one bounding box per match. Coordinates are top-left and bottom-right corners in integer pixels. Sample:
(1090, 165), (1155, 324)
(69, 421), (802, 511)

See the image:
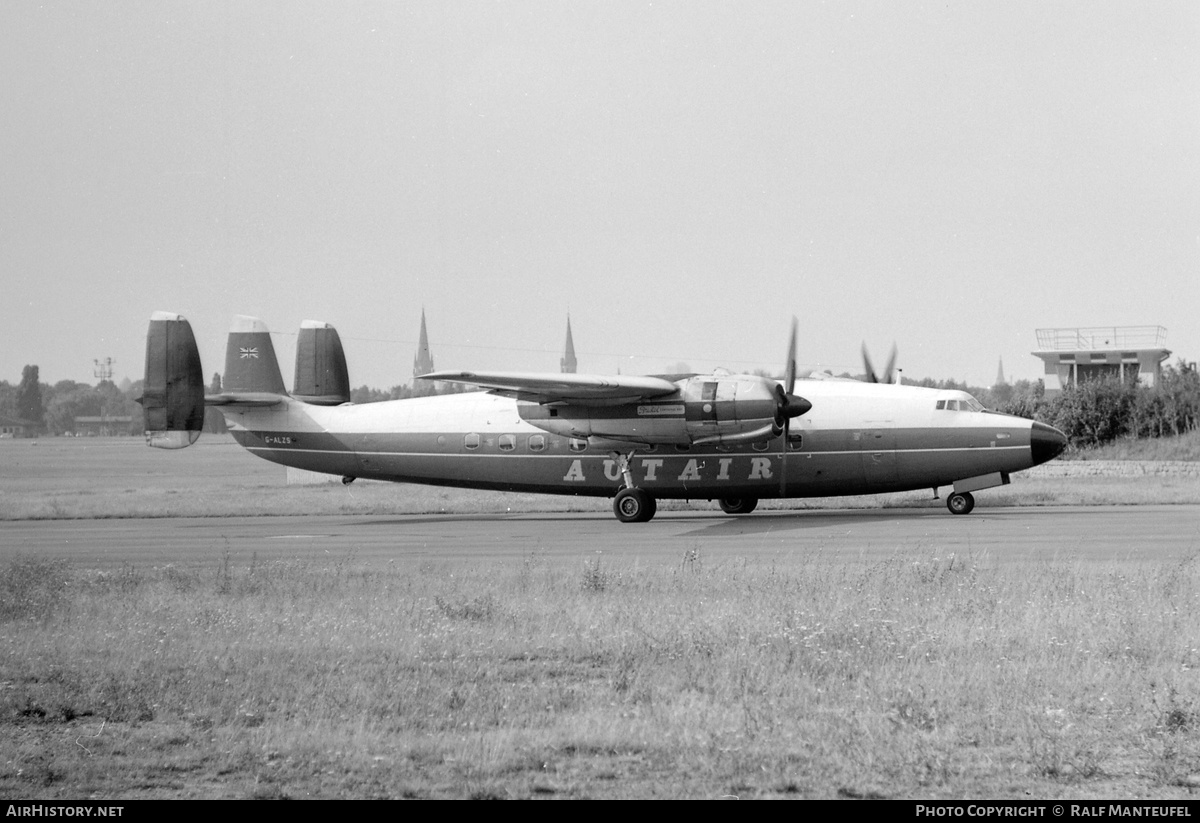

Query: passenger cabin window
(498, 434), (516, 452)
(752, 440), (769, 452)
(787, 432), (803, 451)
(936, 400), (946, 410)
(528, 435), (546, 452)
(569, 438), (588, 453)
(464, 433), (481, 450)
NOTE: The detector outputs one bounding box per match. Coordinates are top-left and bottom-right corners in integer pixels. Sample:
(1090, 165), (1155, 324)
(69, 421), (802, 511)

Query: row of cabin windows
(459, 433), (803, 452)
(462, 433), (561, 452)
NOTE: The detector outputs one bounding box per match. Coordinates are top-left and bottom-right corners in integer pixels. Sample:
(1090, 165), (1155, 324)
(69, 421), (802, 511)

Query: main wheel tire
(614, 487), (656, 523)
(946, 491), (975, 515)
(718, 497), (759, 515)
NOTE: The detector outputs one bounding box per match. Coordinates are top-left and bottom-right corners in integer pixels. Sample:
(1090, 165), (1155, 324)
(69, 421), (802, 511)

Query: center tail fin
(218, 315), (288, 397)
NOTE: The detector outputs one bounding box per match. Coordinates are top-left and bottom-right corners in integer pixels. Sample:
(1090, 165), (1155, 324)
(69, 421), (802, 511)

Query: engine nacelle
(517, 375), (787, 446)
(679, 375), (783, 444)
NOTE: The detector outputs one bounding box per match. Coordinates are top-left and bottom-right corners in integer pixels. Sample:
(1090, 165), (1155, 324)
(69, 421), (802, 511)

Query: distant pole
(93, 357), (114, 382)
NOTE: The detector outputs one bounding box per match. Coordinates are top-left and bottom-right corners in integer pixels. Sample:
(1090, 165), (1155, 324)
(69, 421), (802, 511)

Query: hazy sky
(2, 1), (1197, 390)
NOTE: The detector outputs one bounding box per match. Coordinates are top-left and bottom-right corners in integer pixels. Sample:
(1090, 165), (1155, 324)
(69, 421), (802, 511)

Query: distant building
(1032, 326), (1171, 398)
(0, 414), (36, 438)
(561, 316), (578, 373)
(413, 309), (435, 379)
(73, 416), (134, 436)
(995, 358), (1006, 387)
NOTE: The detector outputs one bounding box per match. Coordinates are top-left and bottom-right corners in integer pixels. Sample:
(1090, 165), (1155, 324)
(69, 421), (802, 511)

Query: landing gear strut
(610, 450), (657, 523)
(946, 491), (975, 515)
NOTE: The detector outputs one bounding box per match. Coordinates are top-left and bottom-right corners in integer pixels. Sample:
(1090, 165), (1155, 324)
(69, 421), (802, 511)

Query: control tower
(1032, 326), (1170, 397)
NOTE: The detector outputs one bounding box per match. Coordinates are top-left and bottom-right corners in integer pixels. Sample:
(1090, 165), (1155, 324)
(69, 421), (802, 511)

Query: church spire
(413, 309), (434, 379)
(995, 357), (1006, 386)
(560, 315), (577, 373)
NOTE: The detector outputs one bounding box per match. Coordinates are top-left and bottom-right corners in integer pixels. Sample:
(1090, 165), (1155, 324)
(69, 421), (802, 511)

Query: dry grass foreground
(2, 435), (1199, 798)
(4, 549), (1200, 799)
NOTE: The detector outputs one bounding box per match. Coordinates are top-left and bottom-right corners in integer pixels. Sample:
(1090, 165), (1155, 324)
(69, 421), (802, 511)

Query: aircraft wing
(420, 371), (680, 406)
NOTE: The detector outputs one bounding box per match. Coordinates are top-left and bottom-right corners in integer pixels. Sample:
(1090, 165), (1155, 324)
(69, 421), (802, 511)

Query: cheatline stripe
(244, 445), (1030, 458)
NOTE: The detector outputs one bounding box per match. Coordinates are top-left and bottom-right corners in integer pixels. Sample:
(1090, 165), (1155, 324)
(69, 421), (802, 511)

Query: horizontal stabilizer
(205, 392), (284, 407)
(421, 370), (680, 406)
(140, 311), (205, 449)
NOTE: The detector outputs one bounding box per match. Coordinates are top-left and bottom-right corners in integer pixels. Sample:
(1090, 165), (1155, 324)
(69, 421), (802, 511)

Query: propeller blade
(862, 343), (879, 383)
(785, 317), (797, 395)
(775, 316), (810, 499)
(773, 317), (809, 428)
(862, 342), (899, 384)
(881, 344), (898, 385)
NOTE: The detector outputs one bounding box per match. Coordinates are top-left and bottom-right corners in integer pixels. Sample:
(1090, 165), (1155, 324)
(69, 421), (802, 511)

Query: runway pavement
(2, 505), (1198, 568)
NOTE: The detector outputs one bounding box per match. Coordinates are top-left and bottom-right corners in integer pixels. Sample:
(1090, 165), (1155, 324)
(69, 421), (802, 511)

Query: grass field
(2, 435), (1199, 799)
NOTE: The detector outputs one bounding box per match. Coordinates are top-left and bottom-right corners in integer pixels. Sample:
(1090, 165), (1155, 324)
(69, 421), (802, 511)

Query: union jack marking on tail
(239, 347), (259, 359)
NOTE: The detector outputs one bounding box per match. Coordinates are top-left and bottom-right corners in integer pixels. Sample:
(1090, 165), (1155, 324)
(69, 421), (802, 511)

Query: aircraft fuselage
(222, 380), (1059, 501)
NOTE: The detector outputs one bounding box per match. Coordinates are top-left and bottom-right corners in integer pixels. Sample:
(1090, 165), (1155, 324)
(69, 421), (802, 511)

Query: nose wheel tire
(614, 487), (656, 523)
(946, 491), (975, 515)
(718, 497), (759, 515)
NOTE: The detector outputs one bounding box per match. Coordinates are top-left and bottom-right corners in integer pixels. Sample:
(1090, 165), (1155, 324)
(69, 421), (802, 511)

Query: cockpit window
(937, 395), (986, 412)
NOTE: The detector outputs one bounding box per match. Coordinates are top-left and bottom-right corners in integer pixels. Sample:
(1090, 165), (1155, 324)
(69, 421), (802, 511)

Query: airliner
(139, 313), (1067, 522)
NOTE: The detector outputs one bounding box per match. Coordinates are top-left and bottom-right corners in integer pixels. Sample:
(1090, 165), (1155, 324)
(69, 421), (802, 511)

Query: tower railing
(1034, 326), (1167, 351)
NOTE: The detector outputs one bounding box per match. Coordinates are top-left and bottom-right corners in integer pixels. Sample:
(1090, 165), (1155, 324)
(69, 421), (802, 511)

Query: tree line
(0, 366), (147, 436)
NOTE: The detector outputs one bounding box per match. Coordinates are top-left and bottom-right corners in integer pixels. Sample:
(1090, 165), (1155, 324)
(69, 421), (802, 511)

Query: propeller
(774, 318), (811, 430)
(861, 342), (898, 384)
(775, 317), (811, 497)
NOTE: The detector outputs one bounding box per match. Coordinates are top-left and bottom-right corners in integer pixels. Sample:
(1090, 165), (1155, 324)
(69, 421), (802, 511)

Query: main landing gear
(946, 491), (975, 515)
(613, 487), (656, 523)
(718, 497), (759, 515)
(610, 451), (658, 523)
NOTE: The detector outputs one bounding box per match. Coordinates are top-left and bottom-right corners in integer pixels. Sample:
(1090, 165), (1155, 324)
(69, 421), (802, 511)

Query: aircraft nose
(1030, 421), (1068, 466)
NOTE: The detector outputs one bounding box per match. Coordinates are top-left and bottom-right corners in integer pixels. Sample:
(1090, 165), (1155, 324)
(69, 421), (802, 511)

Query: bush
(1025, 362), (1200, 449)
